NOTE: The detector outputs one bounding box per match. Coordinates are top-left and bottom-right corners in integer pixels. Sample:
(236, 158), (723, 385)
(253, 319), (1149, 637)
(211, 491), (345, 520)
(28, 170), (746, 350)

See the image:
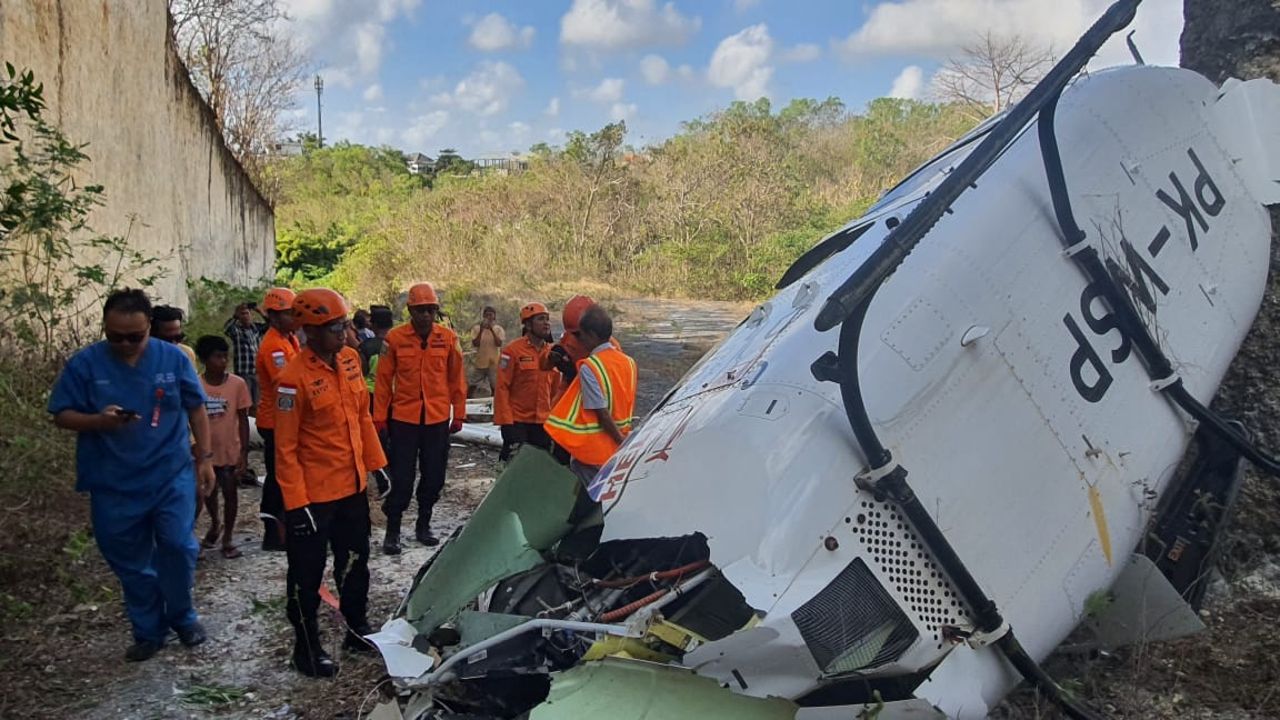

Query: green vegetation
(269, 96), (978, 303)
(0, 63), (128, 645)
(266, 142), (425, 284)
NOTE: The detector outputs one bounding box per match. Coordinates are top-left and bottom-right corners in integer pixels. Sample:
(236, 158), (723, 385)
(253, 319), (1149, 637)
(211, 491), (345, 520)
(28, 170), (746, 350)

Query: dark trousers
(385, 419), (450, 529)
(285, 492), (370, 646)
(259, 429), (283, 529)
(499, 422), (552, 461)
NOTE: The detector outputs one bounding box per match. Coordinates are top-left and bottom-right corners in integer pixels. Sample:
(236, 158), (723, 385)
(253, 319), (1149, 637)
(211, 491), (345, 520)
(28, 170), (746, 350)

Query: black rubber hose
(814, 0), (1143, 332)
(835, 291), (1103, 718)
(997, 634), (1106, 720)
(836, 299), (889, 467)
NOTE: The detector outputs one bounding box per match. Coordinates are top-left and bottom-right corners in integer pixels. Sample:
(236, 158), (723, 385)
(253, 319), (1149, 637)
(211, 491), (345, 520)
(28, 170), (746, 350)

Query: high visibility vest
(545, 347), (637, 466)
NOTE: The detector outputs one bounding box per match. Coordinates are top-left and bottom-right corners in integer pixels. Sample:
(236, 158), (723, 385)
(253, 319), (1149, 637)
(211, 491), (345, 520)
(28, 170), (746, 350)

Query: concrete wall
(0, 0), (275, 310)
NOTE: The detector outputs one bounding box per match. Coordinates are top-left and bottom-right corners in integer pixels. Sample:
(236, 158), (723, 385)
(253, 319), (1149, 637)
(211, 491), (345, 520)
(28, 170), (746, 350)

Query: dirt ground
(4, 296), (1279, 719)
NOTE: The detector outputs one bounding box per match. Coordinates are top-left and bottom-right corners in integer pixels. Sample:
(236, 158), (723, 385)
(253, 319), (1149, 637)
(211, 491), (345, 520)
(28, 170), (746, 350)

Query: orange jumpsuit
(272, 345), (386, 639)
(371, 322), (466, 529)
(494, 335), (557, 460)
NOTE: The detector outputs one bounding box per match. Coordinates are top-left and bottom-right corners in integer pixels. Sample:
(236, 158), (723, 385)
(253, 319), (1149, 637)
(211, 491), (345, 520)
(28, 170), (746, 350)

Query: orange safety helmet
(292, 288), (348, 326)
(262, 287), (296, 312)
(520, 301), (549, 322)
(407, 282), (440, 307)
(562, 294), (595, 332)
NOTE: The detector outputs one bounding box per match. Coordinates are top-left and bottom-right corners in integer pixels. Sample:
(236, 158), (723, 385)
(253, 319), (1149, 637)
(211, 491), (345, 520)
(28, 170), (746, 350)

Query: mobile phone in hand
(116, 409), (140, 420)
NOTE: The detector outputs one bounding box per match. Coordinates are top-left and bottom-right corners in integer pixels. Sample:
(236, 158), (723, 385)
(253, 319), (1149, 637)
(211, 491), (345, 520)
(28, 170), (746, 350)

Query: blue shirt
(48, 339), (206, 494)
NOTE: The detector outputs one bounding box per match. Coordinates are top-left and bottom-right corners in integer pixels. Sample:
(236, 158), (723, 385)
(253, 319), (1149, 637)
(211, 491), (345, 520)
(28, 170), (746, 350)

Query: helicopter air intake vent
(850, 499), (973, 650)
(791, 558), (919, 676)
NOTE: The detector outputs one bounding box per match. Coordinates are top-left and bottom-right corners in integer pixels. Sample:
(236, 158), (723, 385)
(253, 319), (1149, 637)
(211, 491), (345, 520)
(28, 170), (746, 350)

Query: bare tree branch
(168, 0), (309, 196)
(933, 31), (1056, 120)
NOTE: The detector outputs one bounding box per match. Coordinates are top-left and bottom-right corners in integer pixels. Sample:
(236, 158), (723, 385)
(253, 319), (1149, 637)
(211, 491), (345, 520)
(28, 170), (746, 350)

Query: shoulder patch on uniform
(499, 354), (510, 369)
(272, 350), (286, 367)
(277, 384), (297, 411)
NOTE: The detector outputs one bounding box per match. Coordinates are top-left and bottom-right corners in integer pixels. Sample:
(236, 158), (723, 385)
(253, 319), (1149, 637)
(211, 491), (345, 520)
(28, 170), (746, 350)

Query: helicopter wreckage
(364, 1), (1280, 718)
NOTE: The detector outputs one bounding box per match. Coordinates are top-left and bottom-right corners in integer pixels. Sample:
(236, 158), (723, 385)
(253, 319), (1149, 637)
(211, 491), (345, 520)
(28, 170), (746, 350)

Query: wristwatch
(197, 451), (214, 462)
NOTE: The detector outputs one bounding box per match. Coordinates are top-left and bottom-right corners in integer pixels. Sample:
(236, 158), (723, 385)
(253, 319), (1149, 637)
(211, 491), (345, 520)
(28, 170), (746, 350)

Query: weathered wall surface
(0, 0), (274, 310)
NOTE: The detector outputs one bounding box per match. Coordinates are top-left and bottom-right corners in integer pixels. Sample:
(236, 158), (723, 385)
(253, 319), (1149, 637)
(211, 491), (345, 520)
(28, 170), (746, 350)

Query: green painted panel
(531, 659), (798, 720)
(455, 611), (533, 649)
(406, 448), (582, 633)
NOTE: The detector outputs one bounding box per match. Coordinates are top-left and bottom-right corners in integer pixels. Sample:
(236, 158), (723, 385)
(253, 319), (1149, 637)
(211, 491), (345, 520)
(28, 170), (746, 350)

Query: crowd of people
(46, 283), (637, 678)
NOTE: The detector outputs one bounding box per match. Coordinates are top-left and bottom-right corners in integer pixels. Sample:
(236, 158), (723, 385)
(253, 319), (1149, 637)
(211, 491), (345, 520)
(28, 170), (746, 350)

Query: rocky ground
(3, 294), (1278, 719)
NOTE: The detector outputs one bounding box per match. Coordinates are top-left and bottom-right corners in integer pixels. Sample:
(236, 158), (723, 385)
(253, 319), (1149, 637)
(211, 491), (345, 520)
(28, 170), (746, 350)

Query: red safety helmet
(262, 287), (296, 312)
(292, 288), (348, 326)
(520, 302), (549, 322)
(408, 282), (440, 307)
(562, 294), (595, 332)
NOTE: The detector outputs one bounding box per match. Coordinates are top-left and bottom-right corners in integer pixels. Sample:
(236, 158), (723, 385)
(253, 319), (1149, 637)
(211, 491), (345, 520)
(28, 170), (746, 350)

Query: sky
(277, 0), (1184, 158)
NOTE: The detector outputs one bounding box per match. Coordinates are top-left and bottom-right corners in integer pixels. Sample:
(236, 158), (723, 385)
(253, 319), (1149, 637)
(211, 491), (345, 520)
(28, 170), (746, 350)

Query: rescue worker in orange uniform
(372, 282), (466, 553)
(494, 302), (557, 461)
(254, 287), (300, 551)
(274, 288), (389, 678)
(545, 304), (637, 486)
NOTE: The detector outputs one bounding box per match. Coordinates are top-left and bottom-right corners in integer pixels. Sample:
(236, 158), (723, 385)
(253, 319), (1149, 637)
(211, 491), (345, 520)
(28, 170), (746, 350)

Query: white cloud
(708, 24), (774, 101)
(280, 0), (422, 87)
(560, 0), (701, 50)
(468, 12), (536, 51)
(888, 65), (925, 99)
(610, 102), (638, 121)
(402, 110), (449, 148)
(781, 43), (821, 63)
(363, 83), (384, 102)
(545, 97), (561, 117)
(836, 0), (1180, 67)
(508, 121), (533, 146)
(577, 77), (626, 103)
(676, 63), (695, 80)
(434, 61), (525, 116)
(640, 54), (671, 84)
(733, 0), (761, 12)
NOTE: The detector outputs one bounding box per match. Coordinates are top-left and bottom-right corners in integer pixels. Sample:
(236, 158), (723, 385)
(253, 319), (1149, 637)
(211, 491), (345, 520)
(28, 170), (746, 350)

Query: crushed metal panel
(406, 448), (582, 633)
(529, 658), (798, 720)
(1088, 553), (1206, 649)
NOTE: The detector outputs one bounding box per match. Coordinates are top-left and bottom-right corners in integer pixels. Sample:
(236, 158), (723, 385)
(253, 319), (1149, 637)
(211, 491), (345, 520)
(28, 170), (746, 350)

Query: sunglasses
(160, 333), (186, 344)
(408, 305), (438, 316)
(105, 331), (147, 345)
(320, 319), (351, 336)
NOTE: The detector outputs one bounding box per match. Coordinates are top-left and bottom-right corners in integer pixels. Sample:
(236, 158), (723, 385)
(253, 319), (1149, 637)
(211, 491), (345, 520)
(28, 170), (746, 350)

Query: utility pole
(314, 74), (324, 148)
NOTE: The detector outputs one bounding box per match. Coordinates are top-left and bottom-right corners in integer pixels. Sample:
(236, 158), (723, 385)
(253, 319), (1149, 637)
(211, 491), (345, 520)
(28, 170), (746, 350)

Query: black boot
(261, 518), (287, 552)
(343, 623), (376, 653)
(292, 626), (338, 678)
(382, 517), (402, 556)
(415, 514), (438, 547)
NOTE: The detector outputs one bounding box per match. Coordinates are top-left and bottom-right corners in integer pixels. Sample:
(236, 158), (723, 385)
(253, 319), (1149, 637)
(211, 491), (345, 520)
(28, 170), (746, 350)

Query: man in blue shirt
(48, 289), (217, 662)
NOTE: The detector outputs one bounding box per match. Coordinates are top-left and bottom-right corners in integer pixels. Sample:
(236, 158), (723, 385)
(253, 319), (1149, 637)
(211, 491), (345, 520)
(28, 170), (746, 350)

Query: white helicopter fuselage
(587, 65), (1276, 717)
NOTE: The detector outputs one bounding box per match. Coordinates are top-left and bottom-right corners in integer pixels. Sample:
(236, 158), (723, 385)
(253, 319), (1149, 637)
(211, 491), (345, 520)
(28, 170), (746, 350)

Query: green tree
(264, 141), (424, 281)
(1, 65), (164, 358)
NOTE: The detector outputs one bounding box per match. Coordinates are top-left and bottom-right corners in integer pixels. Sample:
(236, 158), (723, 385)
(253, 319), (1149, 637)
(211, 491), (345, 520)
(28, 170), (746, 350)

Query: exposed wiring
(592, 559), (711, 588)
